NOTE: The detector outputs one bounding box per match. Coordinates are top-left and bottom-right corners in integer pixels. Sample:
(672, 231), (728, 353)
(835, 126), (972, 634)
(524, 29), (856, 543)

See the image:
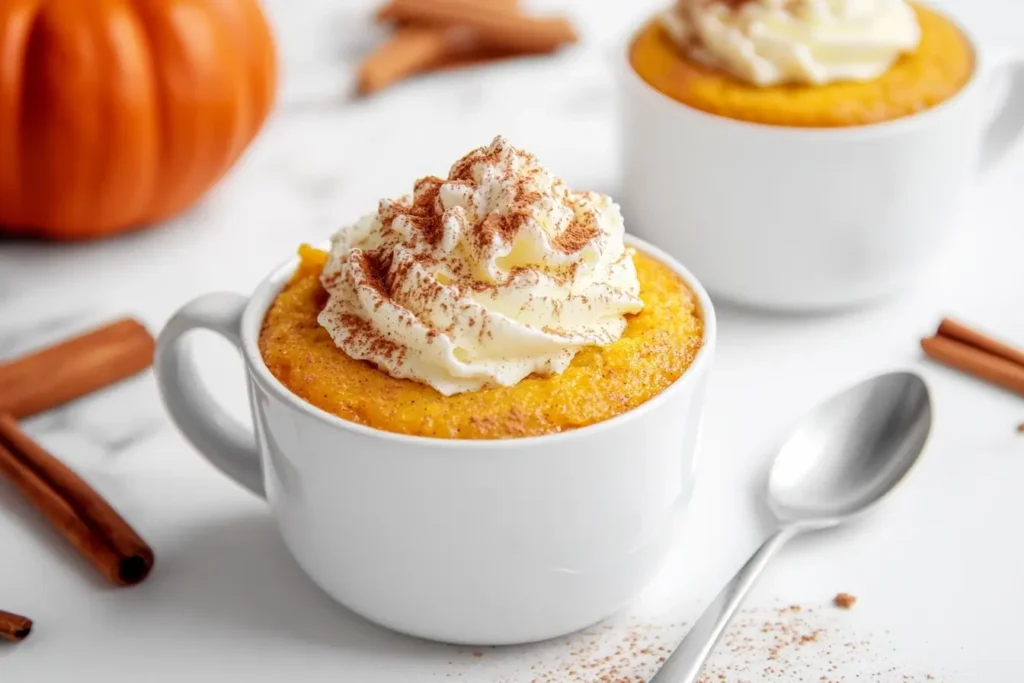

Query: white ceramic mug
(154, 236), (716, 646)
(620, 17), (1024, 311)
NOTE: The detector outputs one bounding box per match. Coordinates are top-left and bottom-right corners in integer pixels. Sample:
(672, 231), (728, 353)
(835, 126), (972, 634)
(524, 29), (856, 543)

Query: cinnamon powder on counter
(441, 601), (940, 682)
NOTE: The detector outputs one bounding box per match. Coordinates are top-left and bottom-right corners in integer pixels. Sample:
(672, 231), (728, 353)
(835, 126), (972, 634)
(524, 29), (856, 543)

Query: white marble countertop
(2, 1), (1023, 680)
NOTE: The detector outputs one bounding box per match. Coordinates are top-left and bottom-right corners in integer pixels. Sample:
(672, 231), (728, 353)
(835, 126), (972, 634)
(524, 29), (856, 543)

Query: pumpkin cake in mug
(259, 137), (704, 440)
(629, 0), (974, 128)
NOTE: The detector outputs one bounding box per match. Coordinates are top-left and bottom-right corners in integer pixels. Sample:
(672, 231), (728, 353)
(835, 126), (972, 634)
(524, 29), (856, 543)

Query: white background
(1, 0), (1022, 680)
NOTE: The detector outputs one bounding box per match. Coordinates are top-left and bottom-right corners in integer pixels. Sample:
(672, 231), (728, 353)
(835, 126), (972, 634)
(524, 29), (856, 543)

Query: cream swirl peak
(661, 0), (921, 87)
(318, 136), (644, 396)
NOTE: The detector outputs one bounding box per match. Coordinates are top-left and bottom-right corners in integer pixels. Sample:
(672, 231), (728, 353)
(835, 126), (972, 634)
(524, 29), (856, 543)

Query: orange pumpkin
(0, 0), (277, 240)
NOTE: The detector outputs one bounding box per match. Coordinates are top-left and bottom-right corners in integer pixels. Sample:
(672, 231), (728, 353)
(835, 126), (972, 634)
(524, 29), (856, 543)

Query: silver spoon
(650, 371), (932, 683)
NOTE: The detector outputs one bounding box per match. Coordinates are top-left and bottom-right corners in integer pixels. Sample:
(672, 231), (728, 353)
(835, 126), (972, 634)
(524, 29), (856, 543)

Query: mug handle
(979, 49), (1024, 172)
(155, 292), (265, 498)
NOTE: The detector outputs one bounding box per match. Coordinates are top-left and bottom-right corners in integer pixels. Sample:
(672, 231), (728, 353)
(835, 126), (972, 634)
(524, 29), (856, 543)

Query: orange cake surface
(259, 246), (704, 440)
(629, 4), (974, 128)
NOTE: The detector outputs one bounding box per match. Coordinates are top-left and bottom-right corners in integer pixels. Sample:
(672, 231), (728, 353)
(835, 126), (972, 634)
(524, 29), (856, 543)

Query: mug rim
(238, 234), (717, 450)
(621, 4), (988, 139)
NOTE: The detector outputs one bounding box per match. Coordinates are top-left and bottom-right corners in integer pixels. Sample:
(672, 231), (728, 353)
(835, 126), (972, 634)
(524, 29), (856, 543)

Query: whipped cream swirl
(318, 136), (644, 396)
(661, 0), (921, 87)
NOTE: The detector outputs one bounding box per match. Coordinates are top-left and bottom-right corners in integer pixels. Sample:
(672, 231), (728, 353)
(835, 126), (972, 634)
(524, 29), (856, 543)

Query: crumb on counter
(833, 593), (857, 609)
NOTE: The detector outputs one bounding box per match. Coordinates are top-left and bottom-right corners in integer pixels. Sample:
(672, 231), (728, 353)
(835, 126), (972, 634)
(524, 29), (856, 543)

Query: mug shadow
(148, 512), (455, 659)
(699, 290), (898, 360)
(148, 512), (685, 676)
(712, 294), (889, 327)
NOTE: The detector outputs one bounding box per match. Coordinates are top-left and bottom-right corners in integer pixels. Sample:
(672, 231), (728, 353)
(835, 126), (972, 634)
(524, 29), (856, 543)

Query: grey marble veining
(0, 313), (94, 358)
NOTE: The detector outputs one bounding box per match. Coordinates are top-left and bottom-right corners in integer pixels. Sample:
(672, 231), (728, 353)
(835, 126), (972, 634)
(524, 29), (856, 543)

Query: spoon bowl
(768, 371), (932, 527)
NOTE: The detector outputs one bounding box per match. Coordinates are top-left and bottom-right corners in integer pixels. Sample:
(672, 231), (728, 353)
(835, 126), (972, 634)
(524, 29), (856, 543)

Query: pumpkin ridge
(88, 0), (159, 235)
(121, 0), (170, 230)
(0, 0), (46, 232)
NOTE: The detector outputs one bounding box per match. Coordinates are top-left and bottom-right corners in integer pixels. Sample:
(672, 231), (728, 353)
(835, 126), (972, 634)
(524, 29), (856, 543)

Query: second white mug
(620, 18), (1024, 311)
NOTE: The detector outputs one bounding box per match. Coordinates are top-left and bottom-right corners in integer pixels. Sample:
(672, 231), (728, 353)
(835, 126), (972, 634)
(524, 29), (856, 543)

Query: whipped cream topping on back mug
(318, 136), (644, 396)
(661, 0), (922, 87)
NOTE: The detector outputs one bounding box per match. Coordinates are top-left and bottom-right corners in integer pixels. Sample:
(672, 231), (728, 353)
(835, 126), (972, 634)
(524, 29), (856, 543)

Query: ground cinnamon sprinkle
(439, 601), (939, 682)
(475, 212), (520, 255)
(553, 213), (599, 254)
(385, 175), (447, 247)
(470, 175), (546, 258)
(337, 313), (405, 364)
(359, 250), (393, 301)
(450, 140), (505, 181)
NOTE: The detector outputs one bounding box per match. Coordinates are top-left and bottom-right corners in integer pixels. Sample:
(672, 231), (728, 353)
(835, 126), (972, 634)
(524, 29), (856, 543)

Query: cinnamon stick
(0, 414), (154, 585)
(358, 26), (457, 95)
(433, 45), (531, 72)
(920, 335), (1024, 397)
(386, 0), (577, 53)
(376, 0), (518, 24)
(0, 318), (155, 420)
(937, 318), (1024, 368)
(357, 24), (549, 95)
(0, 610), (32, 642)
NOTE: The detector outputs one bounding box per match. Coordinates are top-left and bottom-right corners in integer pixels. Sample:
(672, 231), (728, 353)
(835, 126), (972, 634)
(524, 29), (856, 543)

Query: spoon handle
(649, 527), (798, 683)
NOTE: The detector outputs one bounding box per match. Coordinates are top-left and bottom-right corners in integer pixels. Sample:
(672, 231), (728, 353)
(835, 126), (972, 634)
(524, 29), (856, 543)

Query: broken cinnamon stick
(386, 0), (577, 53)
(0, 318), (155, 420)
(0, 610), (32, 642)
(0, 414), (154, 586)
